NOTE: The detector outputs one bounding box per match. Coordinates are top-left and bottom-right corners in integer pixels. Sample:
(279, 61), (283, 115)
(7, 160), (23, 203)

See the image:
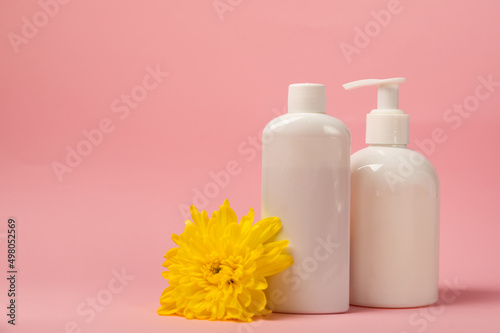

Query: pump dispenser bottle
(262, 83), (350, 313)
(343, 78), (439, 308)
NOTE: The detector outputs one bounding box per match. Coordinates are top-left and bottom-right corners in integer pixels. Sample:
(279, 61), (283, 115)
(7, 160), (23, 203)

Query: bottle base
(271, 305), (350, 314)
(349, 299), (438, 309)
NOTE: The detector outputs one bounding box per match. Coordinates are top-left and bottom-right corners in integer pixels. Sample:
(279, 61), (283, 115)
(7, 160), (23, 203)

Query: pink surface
(1, 0), (499, 332)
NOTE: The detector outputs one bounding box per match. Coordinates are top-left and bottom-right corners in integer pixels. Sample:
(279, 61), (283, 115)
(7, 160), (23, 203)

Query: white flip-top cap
(343, 78), (409, 145)
(288, 83), (326, 113)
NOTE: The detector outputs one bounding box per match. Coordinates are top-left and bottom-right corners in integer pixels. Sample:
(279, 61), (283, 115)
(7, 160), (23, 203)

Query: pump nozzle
(342, 77), (409, 145)
(343, 78), (405, 110)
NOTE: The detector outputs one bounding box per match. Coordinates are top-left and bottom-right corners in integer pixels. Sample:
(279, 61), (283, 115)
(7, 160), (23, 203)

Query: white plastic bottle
(343, 78), (439, 308)
(262, 83), (350, 313)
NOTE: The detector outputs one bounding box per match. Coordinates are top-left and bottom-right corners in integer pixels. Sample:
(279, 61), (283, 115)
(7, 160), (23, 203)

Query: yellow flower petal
(255, 254), (294, 277)
(244, 217), (282, 248)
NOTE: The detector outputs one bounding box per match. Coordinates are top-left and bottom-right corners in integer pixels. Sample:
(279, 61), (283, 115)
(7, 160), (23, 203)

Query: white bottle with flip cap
(343, 78), (439, 308)
(262, 83), (350, 313)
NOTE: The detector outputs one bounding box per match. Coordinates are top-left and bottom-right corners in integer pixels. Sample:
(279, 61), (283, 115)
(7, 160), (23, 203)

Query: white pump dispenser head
(343, 78), (409, 145)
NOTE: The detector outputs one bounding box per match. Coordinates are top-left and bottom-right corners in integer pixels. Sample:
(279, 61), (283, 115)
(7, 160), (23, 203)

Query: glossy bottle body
(350, 145), (439, 308)
(262, 112), (350, 313)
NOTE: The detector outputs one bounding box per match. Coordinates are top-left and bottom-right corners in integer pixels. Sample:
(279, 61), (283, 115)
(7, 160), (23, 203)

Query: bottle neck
(369, 143), (407, 148)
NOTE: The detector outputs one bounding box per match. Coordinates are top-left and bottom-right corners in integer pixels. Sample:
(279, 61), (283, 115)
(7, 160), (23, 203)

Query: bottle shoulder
(351, 146), (439, 184)
(263, 113), (350, 139)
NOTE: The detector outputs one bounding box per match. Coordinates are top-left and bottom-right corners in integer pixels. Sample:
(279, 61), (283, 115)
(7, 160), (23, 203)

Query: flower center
(204, 255), (242, 287)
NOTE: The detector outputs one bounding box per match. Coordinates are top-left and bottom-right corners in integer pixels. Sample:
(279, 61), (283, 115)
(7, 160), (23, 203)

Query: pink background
(1, 0), (499, 332)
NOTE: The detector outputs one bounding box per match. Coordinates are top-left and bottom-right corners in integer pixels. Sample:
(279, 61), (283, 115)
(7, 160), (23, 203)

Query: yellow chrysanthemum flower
(157, 199), (293, 322)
